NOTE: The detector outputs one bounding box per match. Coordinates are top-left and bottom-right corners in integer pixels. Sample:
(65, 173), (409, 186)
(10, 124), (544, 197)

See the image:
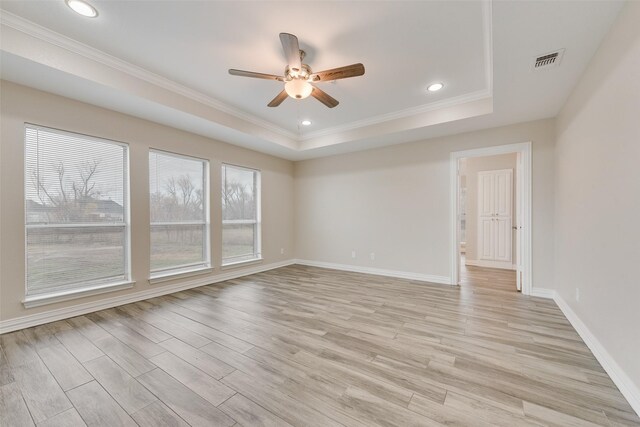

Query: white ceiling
(0, 1), (624, 160)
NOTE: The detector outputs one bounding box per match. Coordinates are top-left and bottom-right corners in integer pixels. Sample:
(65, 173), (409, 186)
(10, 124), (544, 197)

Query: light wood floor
(1, 265), (639, 426)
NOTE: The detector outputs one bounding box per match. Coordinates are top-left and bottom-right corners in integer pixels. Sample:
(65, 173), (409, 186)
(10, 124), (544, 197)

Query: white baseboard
(294, 259), (451, 285)
(529, 288), (556, 299)
(554, 294), (640, 416)
(465, 259), (516, 270)
(0, 259), (295, 334)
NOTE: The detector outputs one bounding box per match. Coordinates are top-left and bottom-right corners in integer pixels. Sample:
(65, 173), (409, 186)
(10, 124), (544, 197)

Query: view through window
(222, 164), (261, 264)
(25, 125), (129, 296)
(149, 150), (210, 277)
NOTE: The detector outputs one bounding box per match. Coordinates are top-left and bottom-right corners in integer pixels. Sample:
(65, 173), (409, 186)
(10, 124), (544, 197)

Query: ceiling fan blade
(268, 90), (289, 107)
(279, 32), (301, 72)
(311, 86), (339, 108)
(229, 69), (283, 81)
(310, 63), (365, 82)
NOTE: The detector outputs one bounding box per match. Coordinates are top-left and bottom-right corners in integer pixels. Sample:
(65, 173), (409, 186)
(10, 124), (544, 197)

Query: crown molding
(300, 0), (493, 142)
(1, 2), (494, 150)
(0, 11), (299, 141)
(299, 89), (492, 141)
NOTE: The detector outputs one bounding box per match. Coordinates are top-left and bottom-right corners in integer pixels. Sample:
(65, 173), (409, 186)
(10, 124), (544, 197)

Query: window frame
(23, 124), (132, 307)
(221, 163), (262, 266)
(148, 148), (211, 281)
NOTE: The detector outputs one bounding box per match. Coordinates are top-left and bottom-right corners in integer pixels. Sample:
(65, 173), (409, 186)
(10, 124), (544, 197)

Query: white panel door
(494, 170), (512, 217)
(477, 169), (513, 264)
(479, 217), (494, 260)
(494, 217), (512, 262)
(478, 172), (495, 217)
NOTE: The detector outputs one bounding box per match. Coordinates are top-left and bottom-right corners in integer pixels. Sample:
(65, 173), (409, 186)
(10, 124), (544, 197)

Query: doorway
(450, 142), (532, 294)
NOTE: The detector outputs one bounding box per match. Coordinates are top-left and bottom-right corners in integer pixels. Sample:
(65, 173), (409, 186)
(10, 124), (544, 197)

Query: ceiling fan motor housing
(285, 62), (312, 81)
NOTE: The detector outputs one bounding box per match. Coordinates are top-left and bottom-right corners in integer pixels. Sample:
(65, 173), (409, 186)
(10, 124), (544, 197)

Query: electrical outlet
(575, 288), (580, 302)
(370, 252), (375, 261)
(280, 248), (284, 255)
(351, 251), (356, 259)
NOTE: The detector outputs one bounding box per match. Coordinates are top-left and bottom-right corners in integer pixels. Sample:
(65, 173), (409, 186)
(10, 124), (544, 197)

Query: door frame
(449, 142), (532, 295)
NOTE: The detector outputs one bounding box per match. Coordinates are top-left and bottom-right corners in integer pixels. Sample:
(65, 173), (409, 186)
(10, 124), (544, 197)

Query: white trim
(23, 281), (135, 309)
(2, 260), (295, 334)
(554, 294), (640, 416)
(221, 257), (263, 270)
(300, 89), (492, 141)
(0, 12), (298, 142)
(529, 288), (556, 299)
(149, 267), (213, 285)
(300, 0), (494, 141)
(1, 8), (493, 148)
(294, 259), (450, 285)
(464, 259), (515, 270)
(450, 141), (532, 294)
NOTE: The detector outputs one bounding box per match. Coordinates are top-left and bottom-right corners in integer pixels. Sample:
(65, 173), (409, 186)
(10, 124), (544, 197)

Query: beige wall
(294, 119), (555, 287)
(0, 81), (295, 322)
(464, 153), (517, 263)
(555, 1), (640, 391)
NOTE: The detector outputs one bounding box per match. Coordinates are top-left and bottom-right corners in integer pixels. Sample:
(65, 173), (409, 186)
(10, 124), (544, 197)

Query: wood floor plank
(87, 312), (166, 358)
(150, 351), (236, 406)
(0, 382), (35, 427)
(119, 304), (212, 348)
(37, 408), (86, 427)
(523, 400), (604, 427)
(339, 386), (441, 427)
(218, 393), (294, 427)
(66, 316), (111, 342)
(408, 392), (497, 427)
(54, 327), (104, 363)
(0, 330), (40, 367)
(1, 264), (637, 426)
(83, 355), (157, 414)
(11, 360), (72, 423)
(92, 335), (157, 377)
(131, 401), (190, 427)
(137, 368), (235, 427)
(143, 305), (253, 353)
(22, 322), (68, 350)
(159, 338), (235, 380)
(221, 369), (346, 427)
(66, 381), (137, 427)
(443, 391), (540, 427)
(36, 344), (93, 391)
(0, 344), (14, 386)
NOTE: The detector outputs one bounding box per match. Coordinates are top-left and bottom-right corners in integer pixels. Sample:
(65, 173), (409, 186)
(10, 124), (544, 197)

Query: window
(222, 164), (261, 265)
(25, 125), (130, 298)
(149, 150), (210, 277)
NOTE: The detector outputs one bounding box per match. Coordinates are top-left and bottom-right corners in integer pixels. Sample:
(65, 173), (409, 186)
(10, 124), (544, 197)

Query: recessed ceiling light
(65, 0), (98, 17)
(427, 82), (444, 92)
(301, 120), (312, 126)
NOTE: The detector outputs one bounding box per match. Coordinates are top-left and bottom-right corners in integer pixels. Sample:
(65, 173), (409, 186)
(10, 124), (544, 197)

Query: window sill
(23, 280), (135, 309)
(149, 267), (213, 285)
(221, 257), (263, 270)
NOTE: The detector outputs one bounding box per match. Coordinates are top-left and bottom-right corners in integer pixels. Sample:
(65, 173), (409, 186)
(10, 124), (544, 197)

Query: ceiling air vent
(533, 49), (565, 70)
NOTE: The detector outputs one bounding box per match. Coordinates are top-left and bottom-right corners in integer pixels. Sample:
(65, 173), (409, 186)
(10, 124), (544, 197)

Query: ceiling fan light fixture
(65, 0), (98, 17)
(285, 79), (313, 99)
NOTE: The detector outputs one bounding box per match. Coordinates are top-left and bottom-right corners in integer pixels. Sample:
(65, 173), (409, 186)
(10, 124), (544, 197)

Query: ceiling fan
(229, 33), (365, 108)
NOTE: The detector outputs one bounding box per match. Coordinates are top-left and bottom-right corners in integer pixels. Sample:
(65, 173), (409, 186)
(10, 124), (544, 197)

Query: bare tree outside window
(25, 126), (128, 296)
(222, 165), (260, 264)
(149, 151), (209, 276)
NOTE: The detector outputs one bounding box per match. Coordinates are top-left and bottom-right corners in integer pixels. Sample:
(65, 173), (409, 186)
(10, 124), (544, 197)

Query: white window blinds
(25, 125), (130, 296)
(149, 150), (210, 276)
(222, 164), (261, 264)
